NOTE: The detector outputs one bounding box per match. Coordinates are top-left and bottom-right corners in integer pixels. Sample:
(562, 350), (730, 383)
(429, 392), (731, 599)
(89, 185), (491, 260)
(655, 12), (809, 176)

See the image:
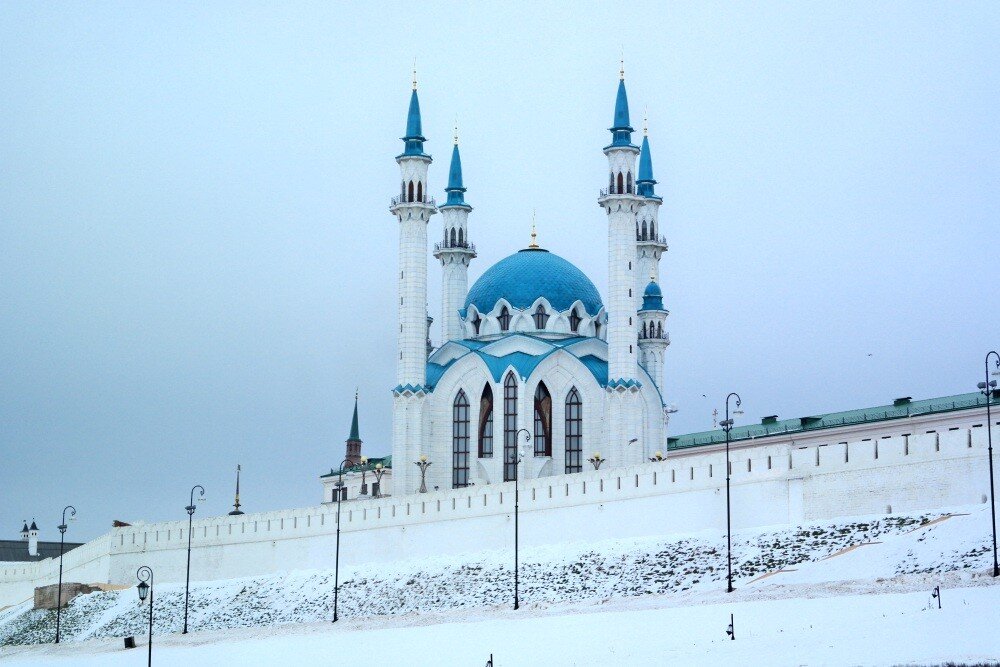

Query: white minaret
(637, 277), (669, 390)
(433, 127), (475, 342)
(598, 65), (644, 466)
(390, 72), (436, 494)
(635, 121), (667, 310)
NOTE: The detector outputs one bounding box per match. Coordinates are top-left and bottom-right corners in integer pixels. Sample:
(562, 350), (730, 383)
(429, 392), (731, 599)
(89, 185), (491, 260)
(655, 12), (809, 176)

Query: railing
(390, 195), (437, 207)
(637, 234), (669, 245)
(433, 241), (476, 254)
(599, 187), (637, 198)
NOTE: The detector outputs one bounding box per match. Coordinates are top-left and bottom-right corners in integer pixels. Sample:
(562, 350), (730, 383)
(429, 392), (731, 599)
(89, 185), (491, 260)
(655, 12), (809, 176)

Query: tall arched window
(650, 220), (655, 238)
(478, 384), (493, 457)
(498, 306), (511, 332)
(533, 305), (549, 330)
(452, 390), (470, 488)
(657, 321), (662, 338)
(565, 388), (583, 473)
(417, 181), (423, 202)
(641, 220), (648, 241)
(594, 321), (602, 338)
(450, 227), (457, 246)
(534, 383), (552, 456)
(626, 171), (633, 194)
(616, 172), (624, 194)
(471, 313), (482, 336)
(458, 228), (464, 245)
(503, 373), (518, 482)
(407, 181), (414, 202)
(569, 309), (581, 333)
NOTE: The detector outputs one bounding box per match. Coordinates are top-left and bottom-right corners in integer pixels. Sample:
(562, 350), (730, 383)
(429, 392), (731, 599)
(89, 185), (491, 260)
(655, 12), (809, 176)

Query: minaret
(433, 126), (476, 342)
(637, 277), (669, 390)
(597, 62), (644, 466)
(345, 390), (362, 466)
(390, 68), (436, 494)
(635, 119), (667, 310)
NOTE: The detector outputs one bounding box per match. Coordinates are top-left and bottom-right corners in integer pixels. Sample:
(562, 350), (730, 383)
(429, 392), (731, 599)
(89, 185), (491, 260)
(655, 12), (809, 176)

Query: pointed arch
(657, 321), (662, 338)
(626, 171), (633, 194)
(458, 228), (464, 245)
(498, 306), (511, 332)
(533, 304), (549, 330)
(650, 220), (655, 238)
(407, 180), (415, 202)
(565, 387), (583, 473)
(450, 227), (457, 246)
(478, 384), (493, 457)
(503, 372), (518, 482)
(534, 382), (552, 457)
(568, 308), (581, 333)
(641, 220), (648, 241)
(616, 172), (624, 194)
(452, 390), (470, 488)
(417, 181), (423, 202)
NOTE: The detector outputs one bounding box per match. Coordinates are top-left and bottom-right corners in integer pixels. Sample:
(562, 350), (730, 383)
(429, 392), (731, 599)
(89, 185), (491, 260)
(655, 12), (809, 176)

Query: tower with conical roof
(637, 278), (669, 391)
(598, 62), (644, 466)
(390, 68), (436, 494)
(345, 390), (363, 466)
(433, 127), (476, 342)
(635, 121), (667, 311)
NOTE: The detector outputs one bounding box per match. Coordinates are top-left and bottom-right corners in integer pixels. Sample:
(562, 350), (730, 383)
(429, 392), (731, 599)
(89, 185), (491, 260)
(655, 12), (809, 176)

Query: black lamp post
(136, 566), (153, 666)
(980, 350), (1000, 577)
(332, 457), (350, 623)
(182, 484), (205, 634)
(372, 462), (386, 498)
(359, 457), (370, 495)
(54, 504), (76, 643)
(512, 427), (531, 610)
(720, 392), (742, 593)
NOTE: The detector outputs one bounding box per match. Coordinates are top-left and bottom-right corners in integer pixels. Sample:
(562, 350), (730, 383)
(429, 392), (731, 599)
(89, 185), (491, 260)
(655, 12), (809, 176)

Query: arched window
(641, 220), (648, 241)
(471, 313), (482, 335)
(450, 227), (457, 246)
(626, 171), (633, 194)
(534, 383), (552, 456)
(657, 321), (662, 338)
(458, 228), (464, 245)
(565, 388), (582, 473)
(609, 172), (614, 192)
(650, 220), (655, 238)
(498, 306), (511, 332)
(616, 172), (624, 194)
(478, 384), (493, 457)
(595, 321), (602, 338)
(417, 181), (423, 202)
(407, 181), (414, 202)
(401, 181), (406, 199)
(452, 390), (470, 488)
(569, 309), (581, 333)
(533, 305), (549, 330)
(503, 373), (518, 481)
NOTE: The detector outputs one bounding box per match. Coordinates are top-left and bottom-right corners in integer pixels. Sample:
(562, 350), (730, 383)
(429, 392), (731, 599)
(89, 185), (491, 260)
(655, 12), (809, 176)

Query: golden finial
(619, 47), (625, 80)
(454, 118), (459, 145)
(643, 108), (648, 136)
(529, 210), (539, 248)
(412, 59), (417, 90)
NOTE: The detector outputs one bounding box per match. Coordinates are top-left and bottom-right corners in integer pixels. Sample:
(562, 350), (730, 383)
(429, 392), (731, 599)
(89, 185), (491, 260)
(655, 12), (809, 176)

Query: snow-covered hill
(1, 504), (998, 665)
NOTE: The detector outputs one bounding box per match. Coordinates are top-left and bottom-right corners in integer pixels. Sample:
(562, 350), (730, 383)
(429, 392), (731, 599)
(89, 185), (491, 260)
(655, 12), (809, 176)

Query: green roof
(668, 390), (1000, 451)
(320, 455), (391, 478)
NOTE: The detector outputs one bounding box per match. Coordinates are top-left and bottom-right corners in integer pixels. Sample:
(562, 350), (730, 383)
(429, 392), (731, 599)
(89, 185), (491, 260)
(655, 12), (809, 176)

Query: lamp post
(54, 504), (76, 643)
(372, 462), (386, 498)
(980, 350), (1000, 577)
(720, 391), (742, 593)
(359, 456), (370, 495)
(512, 427), (531, 610)
(182, 484), (205, 634)
(649, 451), (665, 462)
(332, 457), (350, 623)
(415, 455), (432, 493)
(588, 453), (604, 470)
(136, 566), (153, 667)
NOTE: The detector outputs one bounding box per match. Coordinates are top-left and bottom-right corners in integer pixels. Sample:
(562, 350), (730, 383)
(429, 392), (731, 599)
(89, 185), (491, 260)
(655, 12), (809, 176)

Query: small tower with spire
(345, 390), (363, 466)
(433, 124), (476, 342)
(598, 60), (644, 467)
(635, 116), (667, 310)
(637, 277), (669, 390)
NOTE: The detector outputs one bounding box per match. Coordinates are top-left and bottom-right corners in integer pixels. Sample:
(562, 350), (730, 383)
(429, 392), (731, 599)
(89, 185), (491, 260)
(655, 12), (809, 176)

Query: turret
(597, 63), (643, 466)
(27, 519), (39, 557)
(637, 278), (669, 391)
(345, 391), (362, 467)
(635, 122), (666, 309)
(433, 130), (475, 342)
(390, 69), (436, 393)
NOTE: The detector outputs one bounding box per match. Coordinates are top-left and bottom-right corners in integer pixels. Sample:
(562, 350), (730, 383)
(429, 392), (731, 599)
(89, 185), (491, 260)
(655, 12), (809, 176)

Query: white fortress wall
(1, 414), (995, 608)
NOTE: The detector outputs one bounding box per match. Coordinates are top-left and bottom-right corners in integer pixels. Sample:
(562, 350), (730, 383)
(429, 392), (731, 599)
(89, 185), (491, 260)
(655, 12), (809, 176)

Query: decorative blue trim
(607, 378), (642, 390)
(391, 383), (430, 396)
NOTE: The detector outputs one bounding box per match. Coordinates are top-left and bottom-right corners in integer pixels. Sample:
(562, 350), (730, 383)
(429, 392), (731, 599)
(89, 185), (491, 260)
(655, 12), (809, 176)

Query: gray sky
(2, 2), (998, 541)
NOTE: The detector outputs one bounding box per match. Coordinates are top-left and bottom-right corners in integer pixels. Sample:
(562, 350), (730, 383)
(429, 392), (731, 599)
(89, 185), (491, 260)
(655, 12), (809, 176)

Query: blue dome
(641, 280), (665, 311)
(465, 248), (603, 316)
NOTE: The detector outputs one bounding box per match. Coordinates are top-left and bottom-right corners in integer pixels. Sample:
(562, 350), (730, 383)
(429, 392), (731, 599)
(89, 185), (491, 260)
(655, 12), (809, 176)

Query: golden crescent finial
(454, 117), (459, 145)
(412, 59), (417, 90)
(619, 47), (625, 80)
(643, 108), (648, 136)
(529, 210), (539, 248)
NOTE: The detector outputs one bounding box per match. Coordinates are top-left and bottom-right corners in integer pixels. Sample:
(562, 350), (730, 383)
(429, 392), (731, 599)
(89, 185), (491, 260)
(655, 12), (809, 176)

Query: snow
(1, 504), (998, 665)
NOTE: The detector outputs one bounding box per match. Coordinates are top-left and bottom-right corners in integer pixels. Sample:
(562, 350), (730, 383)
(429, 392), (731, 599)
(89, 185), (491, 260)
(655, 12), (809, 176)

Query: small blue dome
(466, 248), (603, 316)
(641, 280), (664, 311)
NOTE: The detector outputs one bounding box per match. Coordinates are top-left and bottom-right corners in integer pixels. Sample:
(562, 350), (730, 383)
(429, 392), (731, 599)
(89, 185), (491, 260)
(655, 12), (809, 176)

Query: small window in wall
(498, 306), (511, 331)
(533, 305), (549, 330)
(471, 314), (482, 335)
(569, 309), (581, 333)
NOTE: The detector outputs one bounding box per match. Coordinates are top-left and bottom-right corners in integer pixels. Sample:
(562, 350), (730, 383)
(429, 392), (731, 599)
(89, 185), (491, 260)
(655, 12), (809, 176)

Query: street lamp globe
(136, 580), (149, 603)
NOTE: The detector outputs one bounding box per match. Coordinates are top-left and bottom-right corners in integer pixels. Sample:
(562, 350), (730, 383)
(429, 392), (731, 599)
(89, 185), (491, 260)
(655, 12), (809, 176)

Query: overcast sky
(2, 2), (998, 541)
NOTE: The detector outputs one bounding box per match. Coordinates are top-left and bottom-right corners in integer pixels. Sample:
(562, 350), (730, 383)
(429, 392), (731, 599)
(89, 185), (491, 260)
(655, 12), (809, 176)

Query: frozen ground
(1, 505), (998, 665)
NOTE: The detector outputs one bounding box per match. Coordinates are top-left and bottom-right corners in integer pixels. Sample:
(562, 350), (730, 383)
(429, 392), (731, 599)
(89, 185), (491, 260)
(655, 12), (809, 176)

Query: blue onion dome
(640, 279), (665, 311)
(465, 248), (603, 315)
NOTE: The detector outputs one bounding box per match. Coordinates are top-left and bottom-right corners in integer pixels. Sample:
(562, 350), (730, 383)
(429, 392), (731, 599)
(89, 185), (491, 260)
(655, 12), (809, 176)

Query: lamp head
(361, 456), (368, 464)
(375, 463), (383, 470)
(628, 438), (638, 445)
(654, 450), (663, 459)
(419, 454), (428, 463)
(136, 580), (149, 602)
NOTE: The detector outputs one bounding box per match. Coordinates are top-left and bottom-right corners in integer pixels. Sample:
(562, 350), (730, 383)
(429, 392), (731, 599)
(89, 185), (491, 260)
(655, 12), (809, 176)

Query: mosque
(358, 66), (673, 498)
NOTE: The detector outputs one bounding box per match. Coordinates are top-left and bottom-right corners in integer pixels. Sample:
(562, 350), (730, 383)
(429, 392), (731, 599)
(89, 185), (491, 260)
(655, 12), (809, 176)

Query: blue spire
(641, 279), (665, 311)
(637, 134), (658, 197)
(443, 140), (469, 207)
(400, 88), (428, 158)
(609, 76), (635, 148)
(348, 391), (360, 441)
